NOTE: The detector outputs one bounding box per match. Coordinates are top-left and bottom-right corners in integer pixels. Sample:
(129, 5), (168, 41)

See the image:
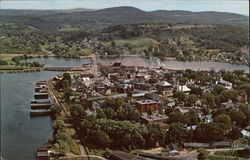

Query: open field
(115, 37), (158, 52)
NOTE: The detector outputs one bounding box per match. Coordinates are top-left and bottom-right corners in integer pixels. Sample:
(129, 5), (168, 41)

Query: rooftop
(136, 99), (158, 105)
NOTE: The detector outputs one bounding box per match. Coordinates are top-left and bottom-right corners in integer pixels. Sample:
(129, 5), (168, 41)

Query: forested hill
(0, 7), (248, 30)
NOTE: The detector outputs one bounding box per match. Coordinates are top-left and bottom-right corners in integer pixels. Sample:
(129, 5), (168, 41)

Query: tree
(203, 93), (215, 107)
(71, 104), (86, 120)
(212, 85), (225, 94)
(173, 91), (186, 103)
(214, 114), (232, 131)
(90, 130), (111, 148)
(179, 77), (189, 85)
(195, 123), (225, 142)
(166, 123), (188, 144)
(230, 111), (247, 128)
(185, 110), (200, 126)
(103, 107), (114, 119)
(190, 87), (203, 96)
(64, 87), (73, 101)
(127, 109), (140, 122)
(62, 73), (71, 84)
(228, 126), (242, 140)
(233, 70), (245, 77)
(51, 104), (62, 119)
(186, 94), (197, 107)
(96, 109), (107, 119)
(197, 150), (207, 160)
(0, 60), (8, 65)
(169, 111), (187, 124)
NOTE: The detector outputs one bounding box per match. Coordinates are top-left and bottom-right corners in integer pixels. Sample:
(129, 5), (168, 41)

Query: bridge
(44, 54), (98, 73)
(44, 67), (73, 71)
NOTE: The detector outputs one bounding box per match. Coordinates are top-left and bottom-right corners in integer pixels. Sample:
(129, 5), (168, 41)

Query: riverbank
(0, 66), (43, 73)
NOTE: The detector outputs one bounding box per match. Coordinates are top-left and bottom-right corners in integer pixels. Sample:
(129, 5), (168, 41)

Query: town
(33, 56), (250, 160)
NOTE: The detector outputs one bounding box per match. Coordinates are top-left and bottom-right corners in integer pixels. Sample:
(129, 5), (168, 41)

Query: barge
(30, 109), (51, 117)
(34, 93), (49, 99)
(31, 103), (51, 110)
(31, 99), (51, 104)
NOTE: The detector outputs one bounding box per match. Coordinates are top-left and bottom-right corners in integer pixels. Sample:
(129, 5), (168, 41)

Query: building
(136, 99), (159, 112)
(216, 78), (233, 90)
(161, 143), (180, 156)
(157, 81), (173, 96)
(176, 85), (191, 93)
(140, 112), (168, 124)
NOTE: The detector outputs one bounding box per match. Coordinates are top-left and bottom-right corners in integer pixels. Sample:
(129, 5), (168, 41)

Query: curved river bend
(0, 57), (249, 160)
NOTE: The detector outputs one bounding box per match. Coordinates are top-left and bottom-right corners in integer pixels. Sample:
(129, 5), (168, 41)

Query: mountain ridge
(0, 6), (248, 31)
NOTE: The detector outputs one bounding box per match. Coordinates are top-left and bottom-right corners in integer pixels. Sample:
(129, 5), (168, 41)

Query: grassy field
(115, 37), (158, 52)
(0, 54), (17, 64)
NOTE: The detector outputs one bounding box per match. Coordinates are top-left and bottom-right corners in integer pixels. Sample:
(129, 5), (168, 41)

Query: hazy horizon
(0, 0), (249, 16)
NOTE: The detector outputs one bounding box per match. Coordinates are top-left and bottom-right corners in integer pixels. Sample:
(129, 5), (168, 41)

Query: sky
(0, 0), (249, 16)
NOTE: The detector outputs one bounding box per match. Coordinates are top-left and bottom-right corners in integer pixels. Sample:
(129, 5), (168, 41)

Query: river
(0, 57), (249, 160)
(23, 56), (249, 72)
(0, 71), (61, 160)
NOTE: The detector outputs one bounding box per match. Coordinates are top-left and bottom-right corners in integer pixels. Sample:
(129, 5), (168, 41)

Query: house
(136, 99), (159, 112)
(140, 112), (168, 124)
(145, 93), (160, 101)
(176, 85), (191, 93)
(216, 78), (233, 90)
(161, 143), (180, 156)
(117, 84), (133, 93)
(186, 125), (197, 131)
(157, 81), (173, 96)
(136, 73), (150, 80)
(127, 90), (145, 98)
(241, 129), (250, 138)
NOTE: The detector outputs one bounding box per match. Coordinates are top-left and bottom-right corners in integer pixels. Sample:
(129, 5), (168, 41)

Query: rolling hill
(0, 6), (248, 31)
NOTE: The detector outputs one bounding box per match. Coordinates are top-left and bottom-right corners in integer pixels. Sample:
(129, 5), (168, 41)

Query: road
(41, 48), (54, 56)
(60, 155), (107, 160)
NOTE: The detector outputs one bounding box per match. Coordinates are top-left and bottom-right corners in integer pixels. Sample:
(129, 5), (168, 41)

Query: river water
(0, 57), (249, 160)
(23, 56), (249, 72)
(0, 71), (61, 160)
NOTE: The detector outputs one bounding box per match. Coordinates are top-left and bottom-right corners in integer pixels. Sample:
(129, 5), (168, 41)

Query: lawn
(115, 37), (158, 52)
(0, 54), (16, 64)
